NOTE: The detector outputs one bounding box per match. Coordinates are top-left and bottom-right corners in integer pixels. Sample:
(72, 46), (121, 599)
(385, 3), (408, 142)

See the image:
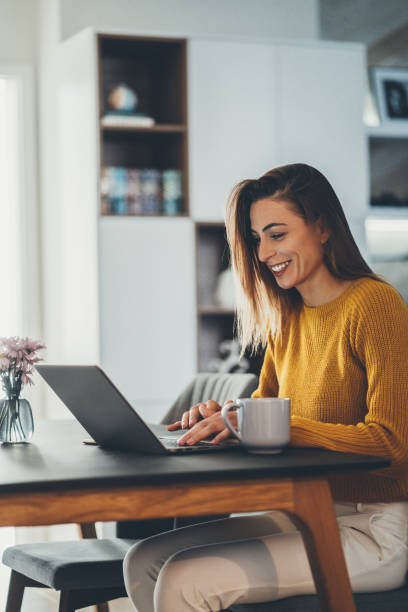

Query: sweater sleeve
(290, 284), (408, 477)
(251, 333), (279, 398)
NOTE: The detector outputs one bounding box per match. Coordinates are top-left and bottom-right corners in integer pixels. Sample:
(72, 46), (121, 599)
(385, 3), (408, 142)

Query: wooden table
(0, 420), (389, 612)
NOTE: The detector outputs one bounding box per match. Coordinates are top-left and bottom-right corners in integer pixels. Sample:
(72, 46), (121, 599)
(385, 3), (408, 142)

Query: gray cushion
(227, 585), (408, 612)
(2, 538), (136, 590)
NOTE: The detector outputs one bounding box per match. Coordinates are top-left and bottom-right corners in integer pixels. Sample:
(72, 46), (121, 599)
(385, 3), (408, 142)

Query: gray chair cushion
(161, 373), (259, 425)
(2, 538), (136, 590)
(227, 585), (408, 612)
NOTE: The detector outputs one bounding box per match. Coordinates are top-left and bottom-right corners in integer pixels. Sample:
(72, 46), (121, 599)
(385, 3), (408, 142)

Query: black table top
(0, 419), (390, 493)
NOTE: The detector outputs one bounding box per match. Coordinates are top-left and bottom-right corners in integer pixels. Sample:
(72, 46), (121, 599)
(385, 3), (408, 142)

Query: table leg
(288, 476), (356, 612)
(78, 523), (110, 612)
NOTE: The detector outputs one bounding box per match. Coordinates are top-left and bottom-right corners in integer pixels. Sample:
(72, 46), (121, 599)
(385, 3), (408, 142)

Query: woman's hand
(167, 399), (223, 431)
(177, 409), (238, 446)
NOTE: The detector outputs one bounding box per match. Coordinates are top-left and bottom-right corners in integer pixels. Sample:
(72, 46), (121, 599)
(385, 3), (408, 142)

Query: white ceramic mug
(221, 397), (290, 454)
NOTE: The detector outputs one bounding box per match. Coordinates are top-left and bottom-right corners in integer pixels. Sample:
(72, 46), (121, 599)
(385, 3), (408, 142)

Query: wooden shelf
(367, 207), (408, 217)
(101, 212), (189, 218)
(198, 305), (235, 316)
(366, 125), (408, 139)
(101, 124), (187, 133)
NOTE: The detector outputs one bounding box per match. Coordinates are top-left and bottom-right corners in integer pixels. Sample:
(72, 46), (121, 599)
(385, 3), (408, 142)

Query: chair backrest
(161, 373), (259, 425)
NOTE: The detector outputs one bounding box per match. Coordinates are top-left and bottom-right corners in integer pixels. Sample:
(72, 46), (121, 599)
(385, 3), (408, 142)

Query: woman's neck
(297, 268), (352, 308)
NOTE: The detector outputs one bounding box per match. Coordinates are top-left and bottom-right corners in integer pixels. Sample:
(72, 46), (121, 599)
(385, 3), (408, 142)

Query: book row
(101, 167), (183, 216)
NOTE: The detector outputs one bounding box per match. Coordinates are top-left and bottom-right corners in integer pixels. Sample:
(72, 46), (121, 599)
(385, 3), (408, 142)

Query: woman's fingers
(166, 404), (205, 430)
(188, 403), (204, 427)
(178, 414), (226, 446)
(179, 410), (191, 429)
(167, 409), (191, 431)
(166, 421), (182, 431)
(211, 428), (231, 445)
(198, 400), (222, 419)
(166, 400), (224, 431)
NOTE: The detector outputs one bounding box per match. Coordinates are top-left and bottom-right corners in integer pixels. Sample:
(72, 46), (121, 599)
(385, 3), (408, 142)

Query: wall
(0, 0), (37, 62)
(0, 0), (43, 406)
(35, 0), (69, 419)
(60, 0), (319, 41)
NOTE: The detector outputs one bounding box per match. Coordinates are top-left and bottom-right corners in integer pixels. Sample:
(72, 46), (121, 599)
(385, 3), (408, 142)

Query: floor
(22, 589), (134, 611)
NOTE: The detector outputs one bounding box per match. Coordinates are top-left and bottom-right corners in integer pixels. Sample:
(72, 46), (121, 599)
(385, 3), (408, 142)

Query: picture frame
(370, 66), (408, 125)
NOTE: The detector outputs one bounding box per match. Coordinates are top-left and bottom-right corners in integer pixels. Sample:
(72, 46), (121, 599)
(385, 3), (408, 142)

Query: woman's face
(249, 197), (330, 295)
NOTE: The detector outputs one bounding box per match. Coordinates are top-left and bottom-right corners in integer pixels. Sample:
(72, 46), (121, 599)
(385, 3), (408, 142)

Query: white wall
(60, 0), (319, 41)
(0, 0), (37, 62)
(36, 0), (65, 404)
(0, 0), (43, 401)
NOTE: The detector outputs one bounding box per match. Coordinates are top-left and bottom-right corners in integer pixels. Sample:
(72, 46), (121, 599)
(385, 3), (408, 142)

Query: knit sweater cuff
(290, 415), (389, 457)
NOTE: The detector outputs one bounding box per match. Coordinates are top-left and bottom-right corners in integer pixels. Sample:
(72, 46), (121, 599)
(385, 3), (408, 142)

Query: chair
(226, 583), (408, 611)
(2, 372), (259, 612)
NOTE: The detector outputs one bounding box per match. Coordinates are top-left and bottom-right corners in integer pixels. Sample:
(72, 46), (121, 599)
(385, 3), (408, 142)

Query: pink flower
(23, 354), (41, 364)
(22, 338), (47, 354)
(0, 336), (46, 383)
(0, 357), (10, 371)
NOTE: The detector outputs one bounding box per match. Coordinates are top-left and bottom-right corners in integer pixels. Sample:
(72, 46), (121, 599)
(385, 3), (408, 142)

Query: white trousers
(123, 501), (408, 612)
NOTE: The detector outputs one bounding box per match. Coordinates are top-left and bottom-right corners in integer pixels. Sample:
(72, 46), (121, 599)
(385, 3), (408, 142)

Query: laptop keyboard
(161, 438), (182, 448)
(159, 436), (212, 448)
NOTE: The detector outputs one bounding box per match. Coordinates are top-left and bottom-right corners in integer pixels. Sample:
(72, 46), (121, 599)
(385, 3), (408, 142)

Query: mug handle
(221, 401), (242, 441)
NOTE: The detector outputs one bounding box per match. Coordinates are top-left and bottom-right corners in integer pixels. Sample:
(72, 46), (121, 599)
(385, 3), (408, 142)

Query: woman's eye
(270, 233), (285, 240)
(250, 235), (260, 246)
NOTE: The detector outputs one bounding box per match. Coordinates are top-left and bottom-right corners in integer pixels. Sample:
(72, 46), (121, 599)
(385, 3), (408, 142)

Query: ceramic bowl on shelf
(108, 83), (138, 112)
(214, 268), (236, 309)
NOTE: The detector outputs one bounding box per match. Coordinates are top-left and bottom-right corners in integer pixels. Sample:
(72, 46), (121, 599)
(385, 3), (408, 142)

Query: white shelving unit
(366, 125), (408, 139)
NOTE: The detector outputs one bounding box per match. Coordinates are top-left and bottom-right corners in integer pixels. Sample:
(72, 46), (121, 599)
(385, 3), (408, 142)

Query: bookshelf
(196, 222), (231, 371)
(195, 222), (264, 374)
(98, 34), (189, 216)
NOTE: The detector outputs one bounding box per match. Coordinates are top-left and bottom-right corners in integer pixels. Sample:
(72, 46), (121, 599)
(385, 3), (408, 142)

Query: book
(162, 169), (183, 215)
(126, 169), (143, 215)
(112, 167), (127, 214)
(100, 167), (127, 214)
(140, 169), (161, 214)
(100, 167), (110, 215)
(101, 111), (155, 128)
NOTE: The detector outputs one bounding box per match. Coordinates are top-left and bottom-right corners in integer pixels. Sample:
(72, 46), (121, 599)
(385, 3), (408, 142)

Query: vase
(0, 372), (34, 443)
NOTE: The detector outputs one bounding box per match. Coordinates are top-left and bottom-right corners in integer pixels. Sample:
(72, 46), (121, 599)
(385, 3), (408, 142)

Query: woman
(124, 163), (408, 612)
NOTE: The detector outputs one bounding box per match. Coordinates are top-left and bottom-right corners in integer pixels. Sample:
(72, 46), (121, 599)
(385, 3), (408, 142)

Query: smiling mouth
(270, 260), (291, 273)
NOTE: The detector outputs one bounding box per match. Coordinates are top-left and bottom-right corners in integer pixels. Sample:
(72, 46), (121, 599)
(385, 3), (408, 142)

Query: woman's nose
(258, 238), (276, 262)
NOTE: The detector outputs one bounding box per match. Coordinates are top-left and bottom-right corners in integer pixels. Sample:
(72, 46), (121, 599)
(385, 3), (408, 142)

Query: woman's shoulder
(347, 276), (408, 322)
(348, 276), (405, 307)
(346, 277), (408, 352)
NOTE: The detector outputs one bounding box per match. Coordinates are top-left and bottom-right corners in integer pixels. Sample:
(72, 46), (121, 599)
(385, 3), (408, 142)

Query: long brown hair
(225, 163), (380, 353)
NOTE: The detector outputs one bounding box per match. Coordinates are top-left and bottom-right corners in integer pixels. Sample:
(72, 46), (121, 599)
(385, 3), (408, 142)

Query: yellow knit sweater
(252, 277), (408, 502)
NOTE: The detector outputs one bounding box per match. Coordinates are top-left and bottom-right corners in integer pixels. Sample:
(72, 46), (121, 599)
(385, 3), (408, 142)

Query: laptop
(36, 364), (238, 454)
